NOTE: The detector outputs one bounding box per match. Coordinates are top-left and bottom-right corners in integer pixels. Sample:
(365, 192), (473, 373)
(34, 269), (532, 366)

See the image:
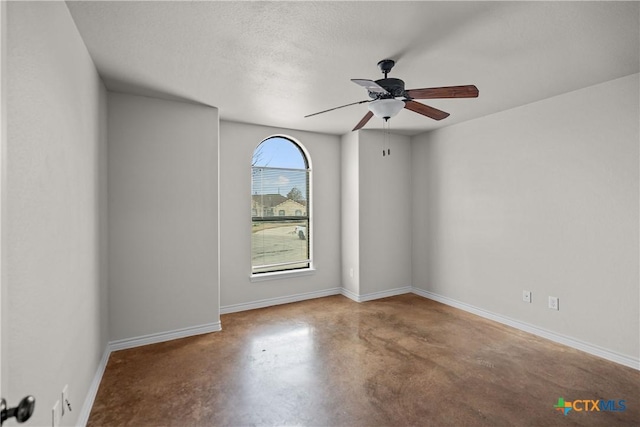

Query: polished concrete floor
(88, 294), (639, 426)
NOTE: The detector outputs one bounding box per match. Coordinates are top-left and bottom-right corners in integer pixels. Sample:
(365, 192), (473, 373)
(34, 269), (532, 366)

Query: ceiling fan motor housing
(370, 78), (406, 99)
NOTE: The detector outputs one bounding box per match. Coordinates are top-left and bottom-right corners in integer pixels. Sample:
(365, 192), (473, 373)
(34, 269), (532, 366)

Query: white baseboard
(109, 321), (222, 352)
(340, 287), (360, 302)
(411, 287), (640, 371)
(220, 287), (341, 314)
(78, 346), (111, 427)
(341, 286), (412, 302)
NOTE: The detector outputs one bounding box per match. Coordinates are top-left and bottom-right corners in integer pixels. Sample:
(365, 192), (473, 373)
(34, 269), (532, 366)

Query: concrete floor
(88, 294), (639, 426)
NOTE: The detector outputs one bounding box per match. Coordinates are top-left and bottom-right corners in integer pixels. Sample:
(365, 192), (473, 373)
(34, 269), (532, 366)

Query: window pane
(252, 137), (307, 169)
(251, 137), (310, 275)
(251, 168), (308, 207)
(252, 219), (309, 273)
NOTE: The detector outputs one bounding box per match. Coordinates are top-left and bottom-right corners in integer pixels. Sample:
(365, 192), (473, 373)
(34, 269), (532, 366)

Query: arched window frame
(250, 135), (313, 279)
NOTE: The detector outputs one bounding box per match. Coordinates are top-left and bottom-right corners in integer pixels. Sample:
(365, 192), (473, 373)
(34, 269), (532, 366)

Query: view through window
(251, 137), (310, 274)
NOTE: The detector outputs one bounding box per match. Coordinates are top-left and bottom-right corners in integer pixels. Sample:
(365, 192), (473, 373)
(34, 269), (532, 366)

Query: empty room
(1, 1), (639, 426)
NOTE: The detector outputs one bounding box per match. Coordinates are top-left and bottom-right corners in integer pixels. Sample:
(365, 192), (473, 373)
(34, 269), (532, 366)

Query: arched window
(251, 136), (310, 274)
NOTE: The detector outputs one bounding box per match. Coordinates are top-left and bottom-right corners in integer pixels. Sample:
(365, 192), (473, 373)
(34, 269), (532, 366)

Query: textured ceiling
(66, 1), (639, 136)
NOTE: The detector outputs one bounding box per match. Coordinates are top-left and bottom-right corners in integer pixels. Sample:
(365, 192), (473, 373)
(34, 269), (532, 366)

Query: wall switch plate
(548, 296), (559, 310)
(52, 400), (60, 427)
(522, 290), (531, 303)
(61, 384), (68, 417)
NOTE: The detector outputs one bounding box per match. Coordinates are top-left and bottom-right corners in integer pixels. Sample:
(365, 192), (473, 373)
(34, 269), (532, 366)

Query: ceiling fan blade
(304, 100), (371, 118)
(404, 100), (450, 121)
(351, 79), (389, 94)
(405, 85), (479, 99)
(352, 111), (374, 131)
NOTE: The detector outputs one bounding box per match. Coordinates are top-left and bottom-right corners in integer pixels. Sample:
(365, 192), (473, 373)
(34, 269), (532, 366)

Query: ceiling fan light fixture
(368, 98), (405, 120)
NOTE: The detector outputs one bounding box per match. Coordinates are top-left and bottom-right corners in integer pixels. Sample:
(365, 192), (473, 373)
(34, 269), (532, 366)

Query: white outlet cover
(549, 296), (559, 310)
(522, 291), (531, 303)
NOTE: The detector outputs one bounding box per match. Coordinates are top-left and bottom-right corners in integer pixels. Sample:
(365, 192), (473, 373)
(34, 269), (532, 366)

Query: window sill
(250, 268), (316, 283)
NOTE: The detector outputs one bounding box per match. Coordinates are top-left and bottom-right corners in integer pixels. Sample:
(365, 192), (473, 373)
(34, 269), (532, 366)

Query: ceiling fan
(305, 59), (479, 131)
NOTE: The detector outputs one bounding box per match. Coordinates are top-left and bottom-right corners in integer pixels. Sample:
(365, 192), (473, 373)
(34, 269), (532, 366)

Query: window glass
(251, 137), (310, 274)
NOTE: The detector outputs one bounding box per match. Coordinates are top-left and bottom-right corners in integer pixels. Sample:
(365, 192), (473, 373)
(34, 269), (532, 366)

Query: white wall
(340, 130), (412, 300)
(219, 121), (341, 309)
(357, 131), (412, 297)
(108, 93), (219, 341)
(411, 74), (639, 360)
(6, 2), (108, 425)
(0, 0), (7, 397)
(340, 131), (359, 295)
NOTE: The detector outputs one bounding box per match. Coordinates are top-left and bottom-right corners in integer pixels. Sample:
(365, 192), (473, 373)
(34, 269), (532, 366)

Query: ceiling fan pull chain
(382, 120), (388, 157)
(386, 120), (391, 157)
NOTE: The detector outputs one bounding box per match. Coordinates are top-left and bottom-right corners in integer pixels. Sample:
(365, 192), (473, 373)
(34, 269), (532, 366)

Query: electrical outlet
(52, 400), (60, 427)
(61, 384), (68, 417)
(548, 296), (559, 310)
(522, 290), (531, 303)
(349, 268), (353, 278)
